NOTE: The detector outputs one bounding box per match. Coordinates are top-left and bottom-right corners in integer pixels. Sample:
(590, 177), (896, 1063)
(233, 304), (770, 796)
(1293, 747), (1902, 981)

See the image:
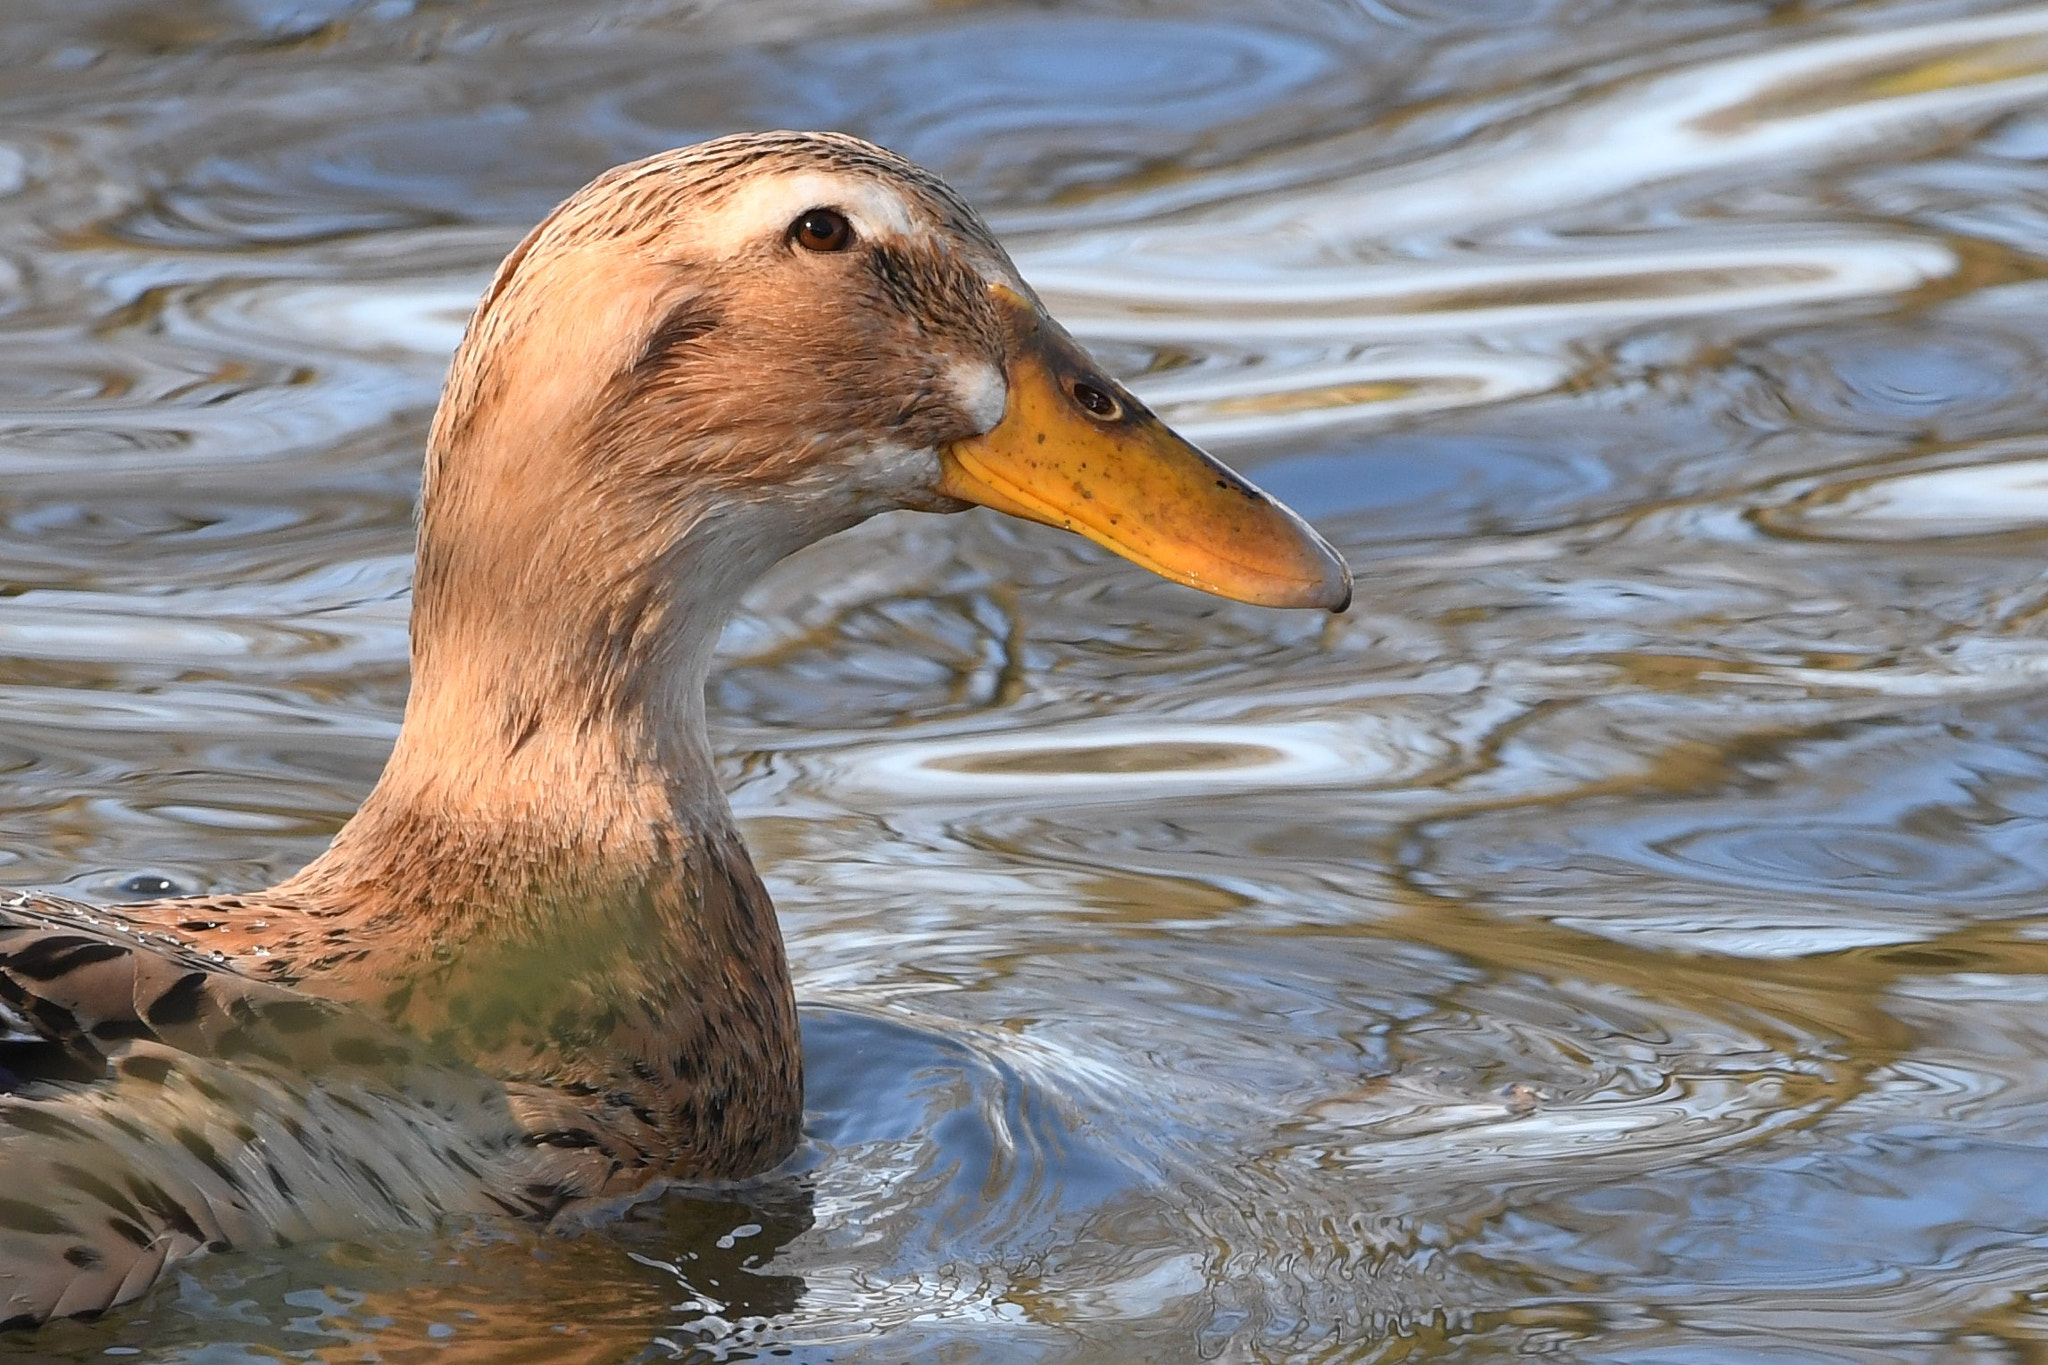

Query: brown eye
(791, 208), (852, 252)
(1070, 378), (1122, 420)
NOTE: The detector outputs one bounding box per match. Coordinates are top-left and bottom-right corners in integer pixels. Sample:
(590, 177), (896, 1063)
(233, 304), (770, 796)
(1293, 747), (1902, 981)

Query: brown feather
(1, 130), (1026, 1323)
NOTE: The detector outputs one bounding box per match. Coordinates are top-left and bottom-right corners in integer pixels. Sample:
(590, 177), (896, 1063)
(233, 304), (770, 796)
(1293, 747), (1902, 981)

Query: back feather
(0, 892), (645, 1327)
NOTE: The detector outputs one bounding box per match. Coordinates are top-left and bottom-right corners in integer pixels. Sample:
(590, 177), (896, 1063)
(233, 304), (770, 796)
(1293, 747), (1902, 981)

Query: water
(6, 0), (2048, 1358)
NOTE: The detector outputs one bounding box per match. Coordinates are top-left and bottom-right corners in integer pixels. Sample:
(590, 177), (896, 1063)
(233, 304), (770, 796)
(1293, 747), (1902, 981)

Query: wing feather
(0, 892), (610, 1325)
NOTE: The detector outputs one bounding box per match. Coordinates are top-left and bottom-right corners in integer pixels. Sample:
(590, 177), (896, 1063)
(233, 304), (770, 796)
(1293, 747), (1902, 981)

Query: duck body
(0, 891), (534, 1324)
(0, 818), (794, 1324)
(0, 131), (1349, 1326)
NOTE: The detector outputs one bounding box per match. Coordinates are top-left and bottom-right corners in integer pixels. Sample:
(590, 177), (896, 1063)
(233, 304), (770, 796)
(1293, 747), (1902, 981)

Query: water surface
(8, 0), (2048, 1359)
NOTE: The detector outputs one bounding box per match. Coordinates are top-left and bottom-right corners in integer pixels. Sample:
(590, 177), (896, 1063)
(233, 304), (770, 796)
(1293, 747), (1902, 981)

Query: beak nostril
(1069, 379), (1122, 421)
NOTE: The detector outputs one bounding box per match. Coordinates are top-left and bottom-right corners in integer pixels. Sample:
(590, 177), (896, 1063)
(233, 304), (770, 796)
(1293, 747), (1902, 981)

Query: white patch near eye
(949, 360), (1007, 434)
(697, 171), (924, 256)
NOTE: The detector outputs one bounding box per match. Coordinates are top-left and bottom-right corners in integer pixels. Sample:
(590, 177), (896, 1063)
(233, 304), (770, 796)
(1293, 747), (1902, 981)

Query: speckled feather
(0, 892), (674, 1326)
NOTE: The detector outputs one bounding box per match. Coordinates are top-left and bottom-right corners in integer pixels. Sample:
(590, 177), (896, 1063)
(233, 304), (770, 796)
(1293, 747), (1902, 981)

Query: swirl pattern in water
(9, 0), (2048, 1359)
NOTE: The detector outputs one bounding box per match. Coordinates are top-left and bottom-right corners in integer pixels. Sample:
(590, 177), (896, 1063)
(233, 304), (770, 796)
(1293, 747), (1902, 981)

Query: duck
(0, 130), (1349, 1327)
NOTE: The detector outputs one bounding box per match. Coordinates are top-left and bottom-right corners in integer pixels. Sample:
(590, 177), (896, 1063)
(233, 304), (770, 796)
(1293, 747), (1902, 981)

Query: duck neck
(277, 477), (812, 1175)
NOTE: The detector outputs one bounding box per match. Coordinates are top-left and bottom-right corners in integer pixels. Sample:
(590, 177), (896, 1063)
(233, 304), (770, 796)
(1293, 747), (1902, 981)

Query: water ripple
(1766, 454), (2048, 541)
(10, 1), (2048, 1360)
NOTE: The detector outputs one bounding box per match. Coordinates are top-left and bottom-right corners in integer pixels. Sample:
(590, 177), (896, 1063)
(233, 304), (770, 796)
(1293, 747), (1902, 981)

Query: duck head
(400, 132), (1348, 778)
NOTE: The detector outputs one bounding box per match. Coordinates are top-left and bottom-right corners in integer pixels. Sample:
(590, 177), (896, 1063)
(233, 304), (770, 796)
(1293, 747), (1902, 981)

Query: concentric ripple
(843, 717), (1419, 801)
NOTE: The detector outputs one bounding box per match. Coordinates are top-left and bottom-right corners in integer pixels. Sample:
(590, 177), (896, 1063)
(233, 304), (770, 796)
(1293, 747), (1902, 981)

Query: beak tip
(1251, 541), (1349, 612)
(1262, 560), (1349, 612)
(1303, 544), (1352, 614)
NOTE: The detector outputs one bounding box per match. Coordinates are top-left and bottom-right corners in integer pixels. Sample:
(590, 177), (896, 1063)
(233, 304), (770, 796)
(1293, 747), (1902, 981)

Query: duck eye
(790, 208), (853, 253)
(1070, 378), (1122, 420)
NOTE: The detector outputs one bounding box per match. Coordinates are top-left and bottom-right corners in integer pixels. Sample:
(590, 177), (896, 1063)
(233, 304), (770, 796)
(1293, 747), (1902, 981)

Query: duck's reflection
(290, 1181), (814, 1364)
(625, 1179), (816, 1335)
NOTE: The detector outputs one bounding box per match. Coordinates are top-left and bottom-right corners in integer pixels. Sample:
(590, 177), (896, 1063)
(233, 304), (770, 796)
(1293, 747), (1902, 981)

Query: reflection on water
(8, 0), (2048, 1359)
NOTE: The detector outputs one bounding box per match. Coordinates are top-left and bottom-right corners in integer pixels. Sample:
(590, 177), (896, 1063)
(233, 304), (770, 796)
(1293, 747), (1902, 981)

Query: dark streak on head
(632, 293), (723, 378)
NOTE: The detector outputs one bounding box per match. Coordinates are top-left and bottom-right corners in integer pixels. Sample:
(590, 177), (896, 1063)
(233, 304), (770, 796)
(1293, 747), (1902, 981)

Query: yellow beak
(938, 285), (1352, 612)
